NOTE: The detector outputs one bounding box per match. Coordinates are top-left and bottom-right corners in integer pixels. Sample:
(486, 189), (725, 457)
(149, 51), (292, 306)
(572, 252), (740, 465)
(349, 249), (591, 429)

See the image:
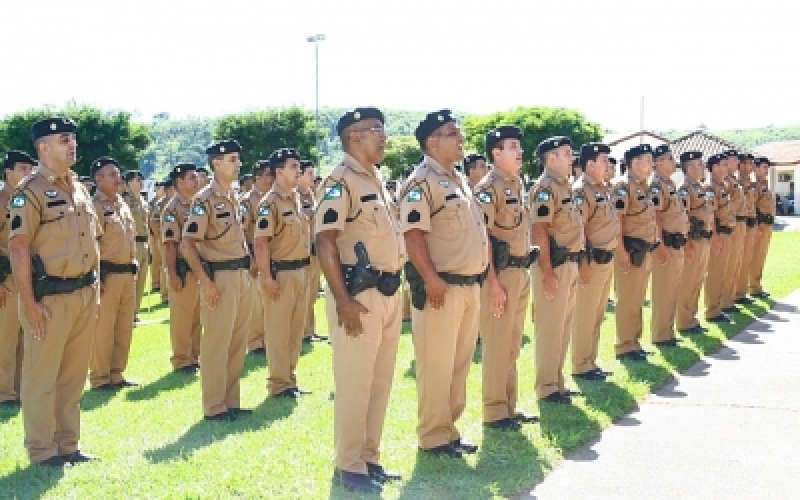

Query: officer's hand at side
(424, 276), (448, 310)
(543, 271), (559, 301)
(203, 280), (221, 310)
(262, 275), (280, 301)
(169, 272), (183, 293)
(24, 299), (51, 340)
(618, 251), (632, 274)
(579, 263), (592, 285)
(488, 277), (507, 318)
(657, 244), (669, 266)
(337, 296), (369, 337)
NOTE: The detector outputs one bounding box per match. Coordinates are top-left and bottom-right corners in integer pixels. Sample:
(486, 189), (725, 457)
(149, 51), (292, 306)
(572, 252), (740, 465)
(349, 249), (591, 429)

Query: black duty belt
(206, 256), (251, 273)
(717, 226), (733, 235)
(735, 216), (747, 222)
(588, 248), (614, 264)
(100, 261), (138, 275)
(746, 217), (757, 228)
(35, 270), (96, 301)
(272, 257), (311, 272)
(439, 268), (488, 286)
(690, 230), (713, 240)
(756, 213), (775, 225)
(507, 255), (531, 268)
(135, 236), (148, 243)
(662, 231), (687, 250)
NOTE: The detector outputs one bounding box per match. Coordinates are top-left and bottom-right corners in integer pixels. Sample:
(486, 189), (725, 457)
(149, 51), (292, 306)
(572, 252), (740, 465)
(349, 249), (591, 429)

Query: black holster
(662, 231), (687, 250)
(404, 262), (426, 310)
(176, 258), (190, 288)
(623, 236), (655, 267)
(0, 255), (10, 284)
(490, 236), (511, 271)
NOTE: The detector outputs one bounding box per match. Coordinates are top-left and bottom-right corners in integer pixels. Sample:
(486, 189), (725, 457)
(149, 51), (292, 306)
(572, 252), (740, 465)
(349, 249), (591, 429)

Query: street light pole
(306, 33), (326, 166)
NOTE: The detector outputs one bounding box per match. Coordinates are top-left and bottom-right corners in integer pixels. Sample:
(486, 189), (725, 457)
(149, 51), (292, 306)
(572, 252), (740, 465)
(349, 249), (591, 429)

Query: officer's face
(95, 164), (121, 195)
(468, 159), (489, 183)
(128, 176), (143, 193)
(726, 157), (739, 176)
(549, 144), (573, 176)
(631, 153), (654, 179)
(214, 152), (242, 182)
(654, 153), (676, 175)
(6, 162), (34, 186)
(155, 186), (164, 197)
(739, 159), (754, 176)
(587, 153), (610, 181)
(493, 139), (522, 175)
(40, 132), (78, 169)
(242, 179), (253, 192)
(711, 162), (727, 180)
(685, 159), (705, 182)
(430, 122), (464, 165)
(197, 171), (210, 186)
(178, 170), (200, 196)
(299, 167), (315, 190)
(352, 118), (387, 165)
(754, 163), (769, 180)
(278, 158), (301, 189)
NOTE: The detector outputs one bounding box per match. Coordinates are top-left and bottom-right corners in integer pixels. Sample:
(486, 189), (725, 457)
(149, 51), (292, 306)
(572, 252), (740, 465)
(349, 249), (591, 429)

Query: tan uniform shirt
(399, 155), (488, 275)
(651, 173), (689, 235)
(254, 183), (311, 261)
(754, 179), (776, 216)
(150, 195), (166, 228)
(161, 194), (193, 257)
(473, 169), (530, 258)
(182, 180), (249, 261)
(0, 187), (12, 256)
(527, 168), (584, 252)
(94, 191), (136, 264)
(612, 171), (657, 243)
(316, 153), (405, 272)
(240, 188), (266, 247)
(572, 171), (618, 251)
(123, 190), (149, 240)
(727, 176), (746, 218)
(740, 176), (758, 218)
(9, 164), (100, 277)
(711, 178), (735, 228)
(683, 178), (715, 230)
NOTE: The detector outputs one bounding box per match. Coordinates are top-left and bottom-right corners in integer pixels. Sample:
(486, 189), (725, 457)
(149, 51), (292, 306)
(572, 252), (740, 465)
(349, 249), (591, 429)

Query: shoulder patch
(574, 193), (585, 205)
(258, 205), (271, 216)
(191, 203), (206, 216)
(650, 185), (661, 194)
(11, 194), (26, 208)
(324, 182), (343, 200)
(535, 189), (551, 202)
(164, 212), (176, 223)
(615, 186), (628, 197)
(476, 191), (492, 203)
(678, 187), (689, 198)
(406, 186), (423, 202)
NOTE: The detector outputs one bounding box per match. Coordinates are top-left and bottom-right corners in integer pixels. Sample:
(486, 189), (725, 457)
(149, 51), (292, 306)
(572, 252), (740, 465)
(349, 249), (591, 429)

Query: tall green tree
(462, 106), (604, 178)
(0, 104), (150, 177)
(139, 117), (214, 180)
(214, 107), (317, 172)
(382, 136), (421, 180)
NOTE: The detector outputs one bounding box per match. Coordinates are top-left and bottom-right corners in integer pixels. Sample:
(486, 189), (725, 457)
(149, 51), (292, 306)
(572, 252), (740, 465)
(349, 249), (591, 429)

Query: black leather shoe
(311, 333), (328, 342)
(37, 455), (67, 467)
(722, 305), (740, 314)
(249, 347), (266, 356)
(616, 350), (648, 362)
(273, 388), (298, 398)
(707, 314), (731, 323)
(63, 451), (98, 464)
(176, 365), (198, 374)
(735, 297), (754, 305)
(679, 325), (705, 335)
(514, 412), (539, 424)
(574, 369), (607, 381)
(302, 336), (313, 344)
(114, 379), (139, 388)
(451, 438), (478, 454)
(366, 463), (402, 483)
(540, 392), (570, 404)
(333, 469), (383, 493)
(751, 291), (770, 299)
(204, 411), (232, 421)
(422, 443), (462, 458)
(92, 383), (118, 391)
(654, 338), (679, 347)
(485, 417), (521, 431)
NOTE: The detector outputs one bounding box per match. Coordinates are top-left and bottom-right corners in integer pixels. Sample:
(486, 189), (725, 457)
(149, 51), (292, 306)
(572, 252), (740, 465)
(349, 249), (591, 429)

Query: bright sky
(3, 0), (797, 132)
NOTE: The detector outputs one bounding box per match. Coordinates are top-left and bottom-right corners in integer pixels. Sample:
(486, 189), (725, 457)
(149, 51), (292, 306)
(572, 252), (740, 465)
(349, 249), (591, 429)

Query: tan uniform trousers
(199, 269), (252, 417)
(304, 256), (321, 337)
(248, 275), (266, 351)
(90, 272), (136, 388)
(134, 241), (148, 313)
(327, 286), (401, 474)
(650, 246), (685, 342)
(480, 267), (529, 422)
(150, 234), (162, 289)
(570, 260), (613, 374)
(402, 282), (412, 321)
(722, 221), (746, 308)
(676, 239), (710, 330)
(20, 285), (96, 463)
(412, 283), (480, 449)
(614, 252), (653, 355)
(735, 225), (756, 300)
(704, 234), (731, 319)
(748, 226), (773, 294)
(264, 267), (308, 395)
(533, 261), (578, 398)
(0, 280), (22, 402)
(167, 270), (201, 369)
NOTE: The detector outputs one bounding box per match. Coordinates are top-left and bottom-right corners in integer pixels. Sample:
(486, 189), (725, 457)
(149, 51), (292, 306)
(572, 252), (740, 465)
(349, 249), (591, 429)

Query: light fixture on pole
(306, 33), (326, 166)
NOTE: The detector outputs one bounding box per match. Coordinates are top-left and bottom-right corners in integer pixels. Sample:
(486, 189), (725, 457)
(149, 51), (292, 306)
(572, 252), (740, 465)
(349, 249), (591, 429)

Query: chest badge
(44, 190), (58, 198)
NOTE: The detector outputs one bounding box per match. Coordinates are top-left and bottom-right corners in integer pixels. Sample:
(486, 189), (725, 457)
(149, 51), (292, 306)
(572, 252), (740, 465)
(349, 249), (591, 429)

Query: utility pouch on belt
(0, 255), (10, 284)
(549, 236), (568, 268)
(200, 259), (214, 282)
(176, 258), (190, 288)
(404, 261), (426, 310)
(490, 235), (511, 271)
(623, 236), (649, 267)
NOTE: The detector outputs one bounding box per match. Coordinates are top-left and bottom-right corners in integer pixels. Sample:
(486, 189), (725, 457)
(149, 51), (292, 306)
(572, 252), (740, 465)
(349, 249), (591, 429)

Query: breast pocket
(495, 204), (523, 229)
(366, 202), (391, 236)
(440, 203), (467, 231)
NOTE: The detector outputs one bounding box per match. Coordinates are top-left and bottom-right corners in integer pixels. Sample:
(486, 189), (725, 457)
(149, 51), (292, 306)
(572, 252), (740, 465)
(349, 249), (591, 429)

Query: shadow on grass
(396, 449), (480, 500)
(126, 370), (198, 402)
(656, 343), (703, 372)
(538, 400), (603, 454)
(144, 397), (296, 463)
(404, 359), (416, 380)
(242, 351), (267, 378)
(575, 378), (641, 415)
(0, 462), (65, 500)
(0, 402), (21, 422)
(81, 386), (121, 411)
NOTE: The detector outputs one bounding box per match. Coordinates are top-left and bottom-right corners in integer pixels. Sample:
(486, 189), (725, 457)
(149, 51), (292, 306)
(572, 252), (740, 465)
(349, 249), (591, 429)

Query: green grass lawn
(1, 232), (798, 499)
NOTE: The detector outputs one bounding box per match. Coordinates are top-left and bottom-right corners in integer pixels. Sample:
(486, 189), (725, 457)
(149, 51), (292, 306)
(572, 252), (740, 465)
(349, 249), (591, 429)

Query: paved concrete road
(527, 290), (800, 500)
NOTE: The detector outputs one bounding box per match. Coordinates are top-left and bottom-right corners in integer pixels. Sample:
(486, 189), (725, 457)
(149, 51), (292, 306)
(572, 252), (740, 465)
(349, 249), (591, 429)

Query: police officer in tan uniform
(400, 109), (489, 457)
(613, 144), (658, 361)
(148, 181), (165, 294)
(649, 144), (689, 346)
(571, 143), (618, 380)
(181, 139), (253, 421)
(749, 156), (775, 298)
(197, 167), (211, 188)
(474, 126), (537, 429)
(733, 153), (758, 305)
(298, 159), (326, 343)
(705, 153), (735, 322)
(10, 117), (101, 465)
(529, 136), (585, 402)
(464, 153), (488, 190)
(253, 148), (312, 398)
(162, 163), (202, 373)
(676, 151), (715, 334)
(0, 151), (35, 408)
(160, 179), (176, 303)
(721, 150), (745, 315)
(316, 108), (404, 493)
(122, 170), (149, 321)
(89, 157), (139, 390)
(240, 160), (271, 355)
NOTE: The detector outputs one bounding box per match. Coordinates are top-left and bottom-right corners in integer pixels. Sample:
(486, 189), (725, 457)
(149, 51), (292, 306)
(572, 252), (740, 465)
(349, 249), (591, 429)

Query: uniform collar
(37, 162), (76, 188)
(490, 166), (519, 184)
(628, 170), (647, 186)
(582, 171), (601, 186)
(94, 190), (120, 204)
(210, 179), (235, 201)
(543, 167), (569, 185)
(176, 192), (192, 205)
(271, 182), (295, 200)
(424, 155), (459, 179)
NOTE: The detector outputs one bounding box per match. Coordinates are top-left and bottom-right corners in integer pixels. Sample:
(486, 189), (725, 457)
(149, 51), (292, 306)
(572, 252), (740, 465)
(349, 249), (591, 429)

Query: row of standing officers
(0, 111), (777, 494)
